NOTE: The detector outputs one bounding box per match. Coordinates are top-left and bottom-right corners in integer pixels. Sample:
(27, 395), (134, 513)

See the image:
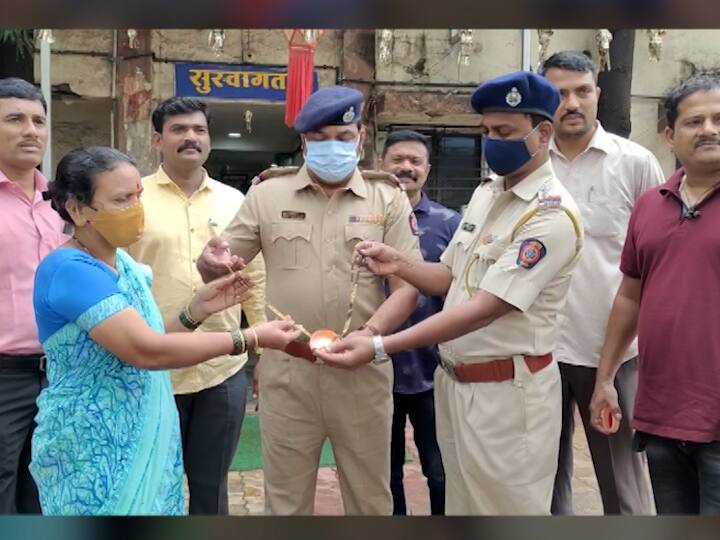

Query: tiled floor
(202, 408), (604, 516)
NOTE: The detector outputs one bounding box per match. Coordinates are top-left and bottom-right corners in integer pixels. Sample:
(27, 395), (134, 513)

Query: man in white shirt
(540, 51), (663, 515)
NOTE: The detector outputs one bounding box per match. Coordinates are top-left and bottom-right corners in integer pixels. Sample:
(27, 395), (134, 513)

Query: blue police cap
(294, 86), (363, 134)
(470, 71), (560, 121)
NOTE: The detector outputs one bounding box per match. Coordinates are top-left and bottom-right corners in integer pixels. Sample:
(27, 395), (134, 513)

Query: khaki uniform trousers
(258, 348), (393, 515)
(435, 355), (562, 515)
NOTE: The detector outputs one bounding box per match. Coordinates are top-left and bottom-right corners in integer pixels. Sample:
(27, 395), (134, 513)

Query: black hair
(44, 146), (135, 222)
(539, 50), (597, 83)
(664, 74), (720, 129)
(0, 77), (47, 112)
(151, 97), (210, 133)
(530, 114), (551, 127)
(382, 129), (431, 158)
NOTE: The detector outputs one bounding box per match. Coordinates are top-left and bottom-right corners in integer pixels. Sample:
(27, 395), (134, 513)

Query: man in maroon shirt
(590, 74), (720, 514)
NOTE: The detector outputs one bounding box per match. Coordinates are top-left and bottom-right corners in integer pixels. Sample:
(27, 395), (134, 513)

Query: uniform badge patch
(517, 239), (546, 269)
(281, 210), (306, 220)
(409, 213), (420, 236)
(461, 222), (476, 233)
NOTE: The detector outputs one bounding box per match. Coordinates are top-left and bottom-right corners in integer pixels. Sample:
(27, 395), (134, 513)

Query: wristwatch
(372, 335), (390, 365)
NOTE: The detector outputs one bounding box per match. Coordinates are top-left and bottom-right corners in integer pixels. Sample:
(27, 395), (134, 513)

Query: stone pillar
(115, 29), (156, 175)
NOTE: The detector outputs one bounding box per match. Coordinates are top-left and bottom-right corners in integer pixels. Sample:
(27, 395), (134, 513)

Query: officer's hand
(197, 237), (245, 283)
(589, 381), (622, 435)
(354, 241), (403, 276)
(314, 335), (374, 369)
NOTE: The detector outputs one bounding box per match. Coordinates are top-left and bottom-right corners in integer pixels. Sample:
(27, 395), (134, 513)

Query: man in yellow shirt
(128, 97), (266, 514)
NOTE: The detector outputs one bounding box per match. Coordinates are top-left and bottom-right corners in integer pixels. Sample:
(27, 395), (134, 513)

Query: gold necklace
(72, 235), (88, 250)
(679, 177), (720, 208)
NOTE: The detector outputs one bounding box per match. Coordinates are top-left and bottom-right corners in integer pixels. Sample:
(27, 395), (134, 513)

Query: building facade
(32, 29), (720, 210)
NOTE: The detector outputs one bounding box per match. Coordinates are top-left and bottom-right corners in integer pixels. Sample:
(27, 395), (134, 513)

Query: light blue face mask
(304, 139), (360, 184)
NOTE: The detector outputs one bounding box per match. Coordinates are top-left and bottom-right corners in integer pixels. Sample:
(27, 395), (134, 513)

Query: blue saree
(31, 248), (183, 515)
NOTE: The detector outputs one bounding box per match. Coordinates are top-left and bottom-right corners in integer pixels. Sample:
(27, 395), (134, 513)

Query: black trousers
(175, 368), (247, 515)
(390, 389), (445, 515)
(0, 365), (46, 514)
(551, 358), (653, 515)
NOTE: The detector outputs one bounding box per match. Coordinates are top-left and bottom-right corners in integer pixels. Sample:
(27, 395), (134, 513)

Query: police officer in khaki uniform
(317, 72), (584, 515)
(197, 86), (421, 515)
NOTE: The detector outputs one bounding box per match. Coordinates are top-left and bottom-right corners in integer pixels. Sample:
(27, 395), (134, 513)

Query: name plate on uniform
(281, 210), (306, 220)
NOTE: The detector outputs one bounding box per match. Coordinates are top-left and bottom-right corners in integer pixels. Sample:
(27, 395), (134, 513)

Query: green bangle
(179, 305), (201, 330)
(230, 329), (246, 356)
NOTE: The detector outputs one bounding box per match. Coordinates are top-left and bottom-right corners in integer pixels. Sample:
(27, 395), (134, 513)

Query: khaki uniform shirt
(128, 166), (267, 394)
(222, 165), (421, 336)
(439, 159), (583, 362)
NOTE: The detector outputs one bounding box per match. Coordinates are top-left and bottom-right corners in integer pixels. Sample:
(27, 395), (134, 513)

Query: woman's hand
(189, 271), (253, 321)
(253, 317), (302, 350)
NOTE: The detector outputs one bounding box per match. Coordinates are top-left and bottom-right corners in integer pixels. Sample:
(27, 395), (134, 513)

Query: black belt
(0, 353), (46, 372)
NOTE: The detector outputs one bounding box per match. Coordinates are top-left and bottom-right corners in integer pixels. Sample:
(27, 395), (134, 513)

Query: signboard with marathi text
(175, 63), (319, 101)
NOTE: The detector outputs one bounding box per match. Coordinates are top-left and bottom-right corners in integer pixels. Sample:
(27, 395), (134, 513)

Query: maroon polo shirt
(620, 167), (720, 443)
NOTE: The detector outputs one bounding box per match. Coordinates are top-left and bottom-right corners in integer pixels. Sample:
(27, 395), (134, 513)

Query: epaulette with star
(537, 180), (562, 210)
(251, 166), (299, 185)
(360, 170), (405, 191)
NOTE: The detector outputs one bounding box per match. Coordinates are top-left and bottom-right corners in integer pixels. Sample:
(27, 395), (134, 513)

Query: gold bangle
(249, 326), (260, 352)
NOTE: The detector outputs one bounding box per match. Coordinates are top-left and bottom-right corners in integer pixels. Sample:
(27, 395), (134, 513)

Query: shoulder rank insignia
(537, 181), (562, 209)
(360, 170), (405, 191)
(251, 166), (299, 185)
(517, 238), (546, 269)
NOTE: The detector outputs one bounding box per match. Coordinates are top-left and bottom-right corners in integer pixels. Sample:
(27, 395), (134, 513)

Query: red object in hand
(601, 407), (620, 433)
(284, 340), (315, 362)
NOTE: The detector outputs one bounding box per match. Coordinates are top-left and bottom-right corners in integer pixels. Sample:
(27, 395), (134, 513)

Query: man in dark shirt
(380, 130), (461, 515)
(591, 74), (720, 514)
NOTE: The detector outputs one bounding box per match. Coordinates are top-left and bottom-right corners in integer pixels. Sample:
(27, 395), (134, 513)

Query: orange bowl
(309, 329), (339, 351)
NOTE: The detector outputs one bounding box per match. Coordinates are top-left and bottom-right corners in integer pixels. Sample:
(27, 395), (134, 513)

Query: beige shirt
(550, 123), (665, 367)
(222, 164), (421, 337)
(127, 166), (267, 394)
(439, 159), (583, 363)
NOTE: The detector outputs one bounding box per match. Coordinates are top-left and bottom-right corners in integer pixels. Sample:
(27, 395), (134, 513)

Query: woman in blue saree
(32, 147), (300, 515)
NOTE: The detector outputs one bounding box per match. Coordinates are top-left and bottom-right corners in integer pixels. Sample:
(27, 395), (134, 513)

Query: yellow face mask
(88, 201), (145, 247)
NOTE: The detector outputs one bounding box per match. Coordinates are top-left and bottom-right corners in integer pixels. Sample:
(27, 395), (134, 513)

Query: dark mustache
(696, 137), (720, 147)
(395, 171), (417, 180)
(562, 111), (584, 120)
(178, 141), (202, 152)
